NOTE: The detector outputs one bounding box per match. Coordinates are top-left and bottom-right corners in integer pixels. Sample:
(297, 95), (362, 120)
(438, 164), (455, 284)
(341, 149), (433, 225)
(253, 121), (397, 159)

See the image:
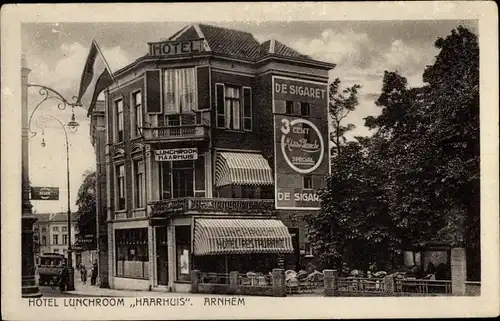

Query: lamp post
(23, 53), (82, 293)
(36, 114), (79, 291)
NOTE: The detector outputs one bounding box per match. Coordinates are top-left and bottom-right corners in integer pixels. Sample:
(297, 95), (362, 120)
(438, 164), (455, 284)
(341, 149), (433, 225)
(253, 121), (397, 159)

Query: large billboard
(273, 76), (329, 210)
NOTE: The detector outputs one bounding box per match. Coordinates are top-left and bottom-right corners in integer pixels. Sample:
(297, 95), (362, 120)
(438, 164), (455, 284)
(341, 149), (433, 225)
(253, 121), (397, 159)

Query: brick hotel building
(89, 24), (335, 292)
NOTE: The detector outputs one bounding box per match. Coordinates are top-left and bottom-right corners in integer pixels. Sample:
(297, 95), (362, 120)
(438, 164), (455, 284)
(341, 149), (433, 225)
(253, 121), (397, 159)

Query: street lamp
(36, 113), (79, 291)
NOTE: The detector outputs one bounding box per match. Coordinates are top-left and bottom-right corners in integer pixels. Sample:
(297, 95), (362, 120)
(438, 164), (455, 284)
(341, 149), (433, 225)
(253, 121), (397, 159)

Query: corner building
(93, 24), (335, 292)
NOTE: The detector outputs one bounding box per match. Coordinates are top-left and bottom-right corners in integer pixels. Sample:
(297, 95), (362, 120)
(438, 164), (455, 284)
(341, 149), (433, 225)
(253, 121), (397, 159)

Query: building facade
(33, 212), (78, 266)
(90, 24), (334, 292)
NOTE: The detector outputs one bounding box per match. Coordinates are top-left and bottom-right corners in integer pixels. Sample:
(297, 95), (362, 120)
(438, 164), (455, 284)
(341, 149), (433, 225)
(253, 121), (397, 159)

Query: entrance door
(155, 227), (168, 286)
(172, 168), (194, 198)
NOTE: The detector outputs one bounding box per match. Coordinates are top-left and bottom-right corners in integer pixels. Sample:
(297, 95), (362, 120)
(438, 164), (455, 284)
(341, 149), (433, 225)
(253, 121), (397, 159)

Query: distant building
(33, 212), (79, 266)
(89, 23), (334, 292)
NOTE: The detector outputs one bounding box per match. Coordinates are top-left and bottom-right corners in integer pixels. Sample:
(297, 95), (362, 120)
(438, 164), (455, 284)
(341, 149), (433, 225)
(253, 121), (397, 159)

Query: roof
(114, 24), (334, 77)
(35, 212), (79, 223)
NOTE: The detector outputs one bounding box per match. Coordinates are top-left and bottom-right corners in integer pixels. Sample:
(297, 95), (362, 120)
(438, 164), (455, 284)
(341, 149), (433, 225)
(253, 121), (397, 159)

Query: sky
(22, 19), (478, 214)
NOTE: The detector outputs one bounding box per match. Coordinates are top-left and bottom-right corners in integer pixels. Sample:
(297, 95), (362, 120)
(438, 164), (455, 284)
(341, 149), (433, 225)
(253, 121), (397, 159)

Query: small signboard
(154, 148), (198, 161)
(148, 39), (205, 57)
(31, 187), (59, 200)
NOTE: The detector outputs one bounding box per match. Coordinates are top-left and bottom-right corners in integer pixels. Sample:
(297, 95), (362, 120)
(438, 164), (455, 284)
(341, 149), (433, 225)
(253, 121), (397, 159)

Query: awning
(193, 219), (294, 256)
(214, 152), (274, 187)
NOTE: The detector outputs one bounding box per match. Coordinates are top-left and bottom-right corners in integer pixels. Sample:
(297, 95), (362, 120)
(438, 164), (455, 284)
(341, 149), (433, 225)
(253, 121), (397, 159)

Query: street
(39, 285), (80, 297)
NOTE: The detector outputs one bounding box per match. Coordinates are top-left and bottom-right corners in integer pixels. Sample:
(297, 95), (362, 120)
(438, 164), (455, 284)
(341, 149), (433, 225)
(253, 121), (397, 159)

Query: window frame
(115, 162), (126, 211)
(62, 234), (68, 245)
(115, 98), (124, 143)
(303, 175), (313, 190)
(52, 234), (59, 245)
(132, 158), (145, 209)
(163, 67), (198, 114)
(130, 90), (143, 138)
(300, 102), (310, 117)
(242, 86), (252, 132)
(215, 83), (252, 131)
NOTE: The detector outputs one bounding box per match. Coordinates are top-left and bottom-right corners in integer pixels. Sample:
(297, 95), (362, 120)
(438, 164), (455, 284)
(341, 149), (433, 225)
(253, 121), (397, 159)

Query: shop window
(115, 228), (149, 279)
(160, 162), (172, 200)
(300, 102), (310, 117)
(133, 159), (145, 208)
(160, 159), (205, 199)
(115, 99), (124, 142)
(164, 68), (197, 113)
(176, 226), (191, 282)
(131, 91), (143, 137)
(115, 164), (126, 210)
(303, 175), (313, 190)
(215, 83), (252, 131)
(53, 235), (59, 245)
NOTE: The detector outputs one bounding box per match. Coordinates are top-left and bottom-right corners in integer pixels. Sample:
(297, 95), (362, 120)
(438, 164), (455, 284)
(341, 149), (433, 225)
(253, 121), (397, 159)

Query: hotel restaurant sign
(148, 39), (205, 57)
(273, 76), (329, 210)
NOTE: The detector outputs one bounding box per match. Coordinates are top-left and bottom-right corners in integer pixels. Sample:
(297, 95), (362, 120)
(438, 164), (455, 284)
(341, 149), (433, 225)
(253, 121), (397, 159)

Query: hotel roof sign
(148, 39), (205, 57)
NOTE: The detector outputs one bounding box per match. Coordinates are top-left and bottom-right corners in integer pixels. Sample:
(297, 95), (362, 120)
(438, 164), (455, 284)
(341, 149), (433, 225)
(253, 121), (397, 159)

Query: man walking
(90, 260), (98, 286)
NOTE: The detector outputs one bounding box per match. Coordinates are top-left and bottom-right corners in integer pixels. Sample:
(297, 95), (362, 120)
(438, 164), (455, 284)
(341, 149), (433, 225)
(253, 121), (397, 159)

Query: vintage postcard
(1, 2), (499, 320)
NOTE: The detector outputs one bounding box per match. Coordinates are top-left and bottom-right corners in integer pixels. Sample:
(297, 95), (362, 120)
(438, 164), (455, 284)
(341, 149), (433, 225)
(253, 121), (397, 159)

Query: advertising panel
(273, 76), (329, 210)
(31, 186), (59, 200)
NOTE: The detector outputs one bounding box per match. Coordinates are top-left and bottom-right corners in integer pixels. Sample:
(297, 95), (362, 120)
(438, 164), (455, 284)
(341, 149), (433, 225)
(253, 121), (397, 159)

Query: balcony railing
(141, 111), (210, 142)
(148, 197), (276, 217)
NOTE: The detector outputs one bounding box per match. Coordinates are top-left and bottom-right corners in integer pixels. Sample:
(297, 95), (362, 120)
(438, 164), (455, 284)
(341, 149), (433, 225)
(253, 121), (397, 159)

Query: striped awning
(215, 152), (274, 187)
(193, 219), (294, 256)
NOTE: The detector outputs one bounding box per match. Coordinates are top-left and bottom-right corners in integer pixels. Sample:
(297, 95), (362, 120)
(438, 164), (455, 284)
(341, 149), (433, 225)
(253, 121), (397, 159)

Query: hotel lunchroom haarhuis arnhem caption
(87, 23), (334, 292)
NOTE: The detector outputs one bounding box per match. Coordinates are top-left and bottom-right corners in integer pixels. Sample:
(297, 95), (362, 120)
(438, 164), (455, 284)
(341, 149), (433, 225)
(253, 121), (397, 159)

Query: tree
(308, 26), (480, 278)
(75, 170), (97, 250)
(329, 78), (361, 157)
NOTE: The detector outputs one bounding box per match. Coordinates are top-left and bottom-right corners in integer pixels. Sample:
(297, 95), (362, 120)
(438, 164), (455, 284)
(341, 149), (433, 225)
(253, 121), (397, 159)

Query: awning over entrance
(193, 219), (294, 256)
(214, 152), (274, 187)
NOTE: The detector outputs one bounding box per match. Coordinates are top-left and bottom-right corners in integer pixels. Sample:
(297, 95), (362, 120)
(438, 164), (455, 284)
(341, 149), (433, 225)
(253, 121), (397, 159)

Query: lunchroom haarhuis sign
(154, 148), (198, 161)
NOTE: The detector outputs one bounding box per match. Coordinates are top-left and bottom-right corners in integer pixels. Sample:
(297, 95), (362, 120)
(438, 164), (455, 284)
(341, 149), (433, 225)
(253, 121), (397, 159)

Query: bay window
(115, 228), (149, 279)
(216, 83), (252, 131)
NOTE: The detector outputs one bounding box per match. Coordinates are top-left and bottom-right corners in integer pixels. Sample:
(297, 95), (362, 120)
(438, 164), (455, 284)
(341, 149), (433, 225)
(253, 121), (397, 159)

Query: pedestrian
(58, 262), (69, 292)
(80, 265), (88, 284)
(91, 260), (98, 286)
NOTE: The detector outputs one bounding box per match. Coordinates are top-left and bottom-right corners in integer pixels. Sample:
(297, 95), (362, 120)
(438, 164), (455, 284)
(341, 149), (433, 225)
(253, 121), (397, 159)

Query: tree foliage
(75, 170), (97, 250)
(308, 26), (480, 279)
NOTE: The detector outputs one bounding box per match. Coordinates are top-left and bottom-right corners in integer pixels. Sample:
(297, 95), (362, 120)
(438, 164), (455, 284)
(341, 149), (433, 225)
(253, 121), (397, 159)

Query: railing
(142, 111), (211, 142)
(142, 125), (209, 141)
(149, 197), (276, 217)
(394, 278), (452, 295)
(336, 277), (387, 294)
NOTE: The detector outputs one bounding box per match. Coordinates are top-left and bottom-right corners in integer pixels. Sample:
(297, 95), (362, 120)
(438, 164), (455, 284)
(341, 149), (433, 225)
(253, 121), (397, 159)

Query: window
(304, 242), (314, 257)
(285, 101), (294, 114)
(62, 234), (68, 245)
(216, 84), (252, 131)
(134, 160), (145, 208)
(300, 102), (310, 117)
(131, 91), (142, 137)
(53, 234), (59, 245)
(42, 236), (47, 246)
(115, 228), (149, 279)
(116, 99), (124, 142)
(160, 159), (206, 199)
(303, 175), (313, 190)
(62, 226), (68, 232)
(176, 226), (191, 282)
(41, 227), (47, 233)
(116, 164), (126, 210)
(164, 68), (196, 113)
(52, 226), (59, 232)
(53, 249), (59, 254)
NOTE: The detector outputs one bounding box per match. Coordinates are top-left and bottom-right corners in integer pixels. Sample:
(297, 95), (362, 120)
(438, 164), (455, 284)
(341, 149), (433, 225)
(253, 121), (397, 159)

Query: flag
(77, 40), (114, 114)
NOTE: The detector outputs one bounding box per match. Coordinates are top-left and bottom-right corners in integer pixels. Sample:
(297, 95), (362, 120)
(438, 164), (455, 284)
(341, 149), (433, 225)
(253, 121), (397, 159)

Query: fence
(323, 270), (479, 297)
(191, 269), (286, 297)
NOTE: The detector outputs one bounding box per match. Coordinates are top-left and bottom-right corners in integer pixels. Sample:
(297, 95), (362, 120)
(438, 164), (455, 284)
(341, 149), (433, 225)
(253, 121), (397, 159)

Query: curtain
(224, 86), (240, 129)
(164, 68), (196, 114)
